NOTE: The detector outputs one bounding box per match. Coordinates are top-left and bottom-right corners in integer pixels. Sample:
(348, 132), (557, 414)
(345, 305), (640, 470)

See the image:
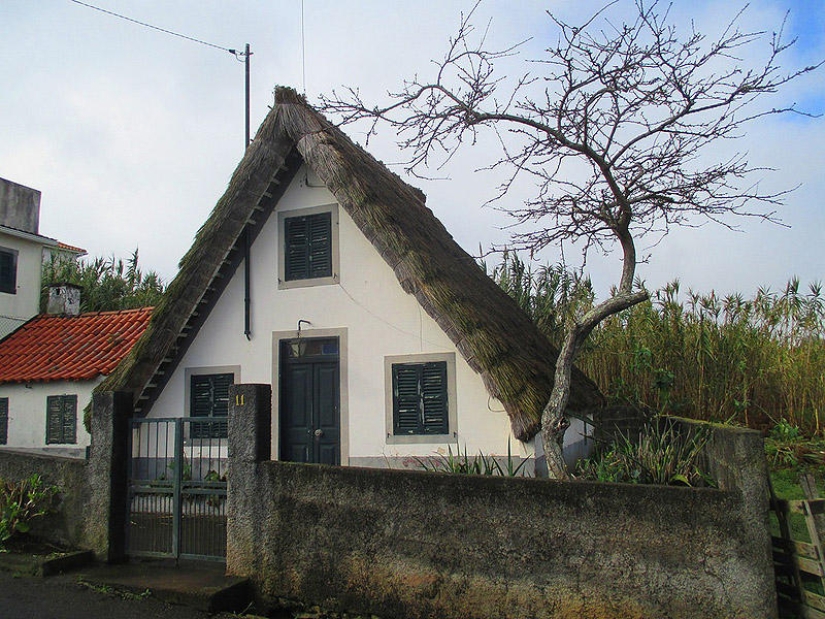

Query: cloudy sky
(1, 0), (823, 299)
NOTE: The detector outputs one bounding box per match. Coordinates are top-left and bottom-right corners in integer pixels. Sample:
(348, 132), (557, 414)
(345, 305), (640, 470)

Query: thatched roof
(98, 86), (603, 441)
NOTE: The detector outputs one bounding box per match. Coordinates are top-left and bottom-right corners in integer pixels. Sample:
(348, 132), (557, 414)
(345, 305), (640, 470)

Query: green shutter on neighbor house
(63, 396), (77, 444)
(0, 398), (8, 445)
(392, 362), (448, 435)
(284, 212), (332, 281)
(0, 249), (16, 294)
(46, 395), (77, 445)
(190, 373), (233, 438)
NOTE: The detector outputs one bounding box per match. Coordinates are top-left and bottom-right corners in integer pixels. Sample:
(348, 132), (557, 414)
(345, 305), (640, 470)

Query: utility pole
(230, 44), (252, 150)
(244, 43), (251, 149)
(232, 43), (253, 339)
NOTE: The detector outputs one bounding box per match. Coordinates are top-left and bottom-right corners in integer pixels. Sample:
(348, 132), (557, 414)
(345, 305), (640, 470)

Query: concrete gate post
(227, 384), (272, 576)
(87, 390), (132, 562)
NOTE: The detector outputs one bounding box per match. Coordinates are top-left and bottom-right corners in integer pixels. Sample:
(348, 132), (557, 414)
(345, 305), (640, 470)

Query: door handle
(314, 428), (324, 438)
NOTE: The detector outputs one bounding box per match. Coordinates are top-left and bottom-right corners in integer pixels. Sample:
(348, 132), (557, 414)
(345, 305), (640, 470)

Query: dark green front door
(279, 337), (340, 465)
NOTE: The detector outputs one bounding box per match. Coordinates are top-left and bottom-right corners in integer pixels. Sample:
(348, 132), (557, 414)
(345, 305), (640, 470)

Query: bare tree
(320, 0), (822, 479)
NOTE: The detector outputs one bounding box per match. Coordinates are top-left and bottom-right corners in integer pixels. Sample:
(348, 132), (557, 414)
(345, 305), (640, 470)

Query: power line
(68, 0), (234, 54)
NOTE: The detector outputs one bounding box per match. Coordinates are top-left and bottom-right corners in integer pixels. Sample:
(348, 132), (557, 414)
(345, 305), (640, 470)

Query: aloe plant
(415, 440), (531, 477)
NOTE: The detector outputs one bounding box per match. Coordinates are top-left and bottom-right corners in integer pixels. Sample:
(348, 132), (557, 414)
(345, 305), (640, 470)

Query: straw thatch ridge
(98, 86), (603, 440)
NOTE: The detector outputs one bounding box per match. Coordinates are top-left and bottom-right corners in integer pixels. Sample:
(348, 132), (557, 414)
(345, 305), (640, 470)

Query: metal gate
(126, 418), (227, 561)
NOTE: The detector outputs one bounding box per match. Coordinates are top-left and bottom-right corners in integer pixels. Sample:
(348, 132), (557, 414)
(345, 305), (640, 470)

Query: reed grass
(491, 254), (825, 436)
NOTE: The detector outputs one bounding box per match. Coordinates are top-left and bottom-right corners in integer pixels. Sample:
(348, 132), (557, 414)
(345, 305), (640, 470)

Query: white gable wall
(149, 167), (536, 465)
(0, 379), (96, 458)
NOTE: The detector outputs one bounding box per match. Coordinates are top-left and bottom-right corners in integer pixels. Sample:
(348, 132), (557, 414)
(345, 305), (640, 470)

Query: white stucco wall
(149, 167), (570, 465)
(0, 379), (97, 458)
(0, 230), (44, 326)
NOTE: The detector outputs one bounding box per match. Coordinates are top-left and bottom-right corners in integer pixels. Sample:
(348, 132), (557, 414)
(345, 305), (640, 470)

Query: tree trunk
(540, 327), (579, 480)
(540, 289), (649, 480)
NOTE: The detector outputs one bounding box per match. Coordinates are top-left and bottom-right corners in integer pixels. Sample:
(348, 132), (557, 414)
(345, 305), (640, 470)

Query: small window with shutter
(386, 353), (456, 443)
(0, 248), (17, 295)
(285, 212), (332, 280)
(46, 395), (77, 445)
(392, 362), (449, 436)
(0, 398), (8, 445)
(190, 373), (233, 439)
(279, 205), (339, 289)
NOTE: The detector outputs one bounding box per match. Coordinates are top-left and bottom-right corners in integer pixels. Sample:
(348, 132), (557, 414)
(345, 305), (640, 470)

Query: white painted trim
(384, 352), (458, 445)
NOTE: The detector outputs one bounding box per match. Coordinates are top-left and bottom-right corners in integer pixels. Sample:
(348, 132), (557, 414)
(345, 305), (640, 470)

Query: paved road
(0, 570), (247, 619)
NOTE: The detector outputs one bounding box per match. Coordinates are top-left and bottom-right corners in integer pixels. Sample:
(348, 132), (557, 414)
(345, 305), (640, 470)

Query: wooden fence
(773, 475), (825, 618)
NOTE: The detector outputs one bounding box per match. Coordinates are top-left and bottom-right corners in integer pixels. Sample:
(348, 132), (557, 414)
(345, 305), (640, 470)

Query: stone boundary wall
(228, 385), (777, 619)
(0, 391), (130, 559)
(0, 450), (90, 548)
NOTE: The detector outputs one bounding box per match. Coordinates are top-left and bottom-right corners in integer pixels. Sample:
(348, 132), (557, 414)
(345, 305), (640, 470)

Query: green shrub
(576, 418), (714, 487)
(0, 474), (59, 550)
(764, 419), (825, 471)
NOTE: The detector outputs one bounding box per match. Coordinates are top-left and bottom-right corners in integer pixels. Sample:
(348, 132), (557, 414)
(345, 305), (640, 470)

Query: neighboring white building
(97, 87), (603, 471)
(0, 177), (84, 339)
(0, 302), (152, 458)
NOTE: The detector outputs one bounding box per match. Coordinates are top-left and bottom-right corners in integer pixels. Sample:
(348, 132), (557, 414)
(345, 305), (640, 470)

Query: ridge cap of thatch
(275, 85), (307, 106)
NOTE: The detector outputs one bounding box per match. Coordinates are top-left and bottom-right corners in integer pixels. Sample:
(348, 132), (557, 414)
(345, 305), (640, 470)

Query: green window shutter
(190, 373), (233, 438)
(284, 216), (310, 280)
(46, 395), (77, 444)
(0, 398), (7, 445)
(46, 396), (61, 444)
(308, 213), (332, 278)
(191, 375), (214, 418)
(0, 249), (16, 294)
(392, 362), (448, 435)
(421, 362), (449, 435)
(393, 364), (423, 435)
(284, 212), (332, 281)
(62, 396), (77, 444)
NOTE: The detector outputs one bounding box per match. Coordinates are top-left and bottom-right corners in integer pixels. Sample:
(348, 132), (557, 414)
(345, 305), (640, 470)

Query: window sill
(386, 432), (456, 445)
(278, 274), (339, 290)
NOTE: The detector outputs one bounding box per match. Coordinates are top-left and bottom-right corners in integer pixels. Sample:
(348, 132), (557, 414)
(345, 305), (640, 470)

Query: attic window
(279, 205), (339, 289)
(0, 247), (17, 295)
(285, 212), (332, 280)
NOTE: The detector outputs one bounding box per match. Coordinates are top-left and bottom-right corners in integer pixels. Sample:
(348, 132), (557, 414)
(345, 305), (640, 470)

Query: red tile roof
(56, 241), (87, 255)
(0, 307), (152, 384)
